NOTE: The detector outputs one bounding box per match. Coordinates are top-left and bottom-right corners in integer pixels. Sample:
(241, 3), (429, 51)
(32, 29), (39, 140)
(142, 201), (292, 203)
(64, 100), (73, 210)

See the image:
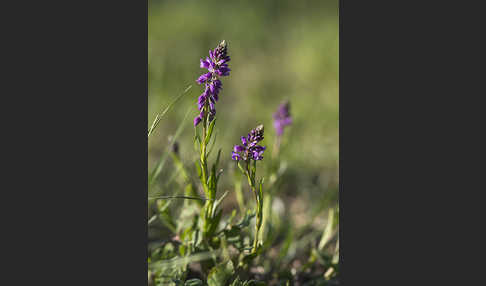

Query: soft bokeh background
(149, 0), (338, 216)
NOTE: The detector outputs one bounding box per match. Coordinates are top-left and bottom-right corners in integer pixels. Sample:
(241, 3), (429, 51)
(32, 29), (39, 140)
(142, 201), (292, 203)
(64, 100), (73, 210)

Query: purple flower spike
(273, 101), (292, 136)
(232, 125), (266, 161)
(194, 40), (231, 126)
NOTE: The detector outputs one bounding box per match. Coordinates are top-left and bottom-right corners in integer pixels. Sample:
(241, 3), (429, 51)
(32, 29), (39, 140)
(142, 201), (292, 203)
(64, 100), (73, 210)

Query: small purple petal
(231, 151), (240, 161)
(234, 145), (245, 152)
(200, 58), (210, 69)
(252, 145), (264, 152)
(198, 94), (206, 105)
(252, 151), (259, 159)
(193, 116), (202, 126)
(196, 72), (212, 84)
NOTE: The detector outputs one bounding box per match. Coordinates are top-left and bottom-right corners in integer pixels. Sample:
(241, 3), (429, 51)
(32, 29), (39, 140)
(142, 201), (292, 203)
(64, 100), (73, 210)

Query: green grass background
(149, 0), (338, 212)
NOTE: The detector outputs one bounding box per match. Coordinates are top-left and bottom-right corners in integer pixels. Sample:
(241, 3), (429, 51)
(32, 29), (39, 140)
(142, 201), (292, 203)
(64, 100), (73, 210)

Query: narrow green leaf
(332, 238), (339, 264)
(205, 118), (216, 145)
(207, 172), (215, 193)
(216, 168), (223, 185)
(194, 127), (201, 151)
(148, 195), (210, 201)
(258, 178), (264, 210)
(159, 209), (176, 233)
(206, 130), (218, 158)
(208, 209), (223, 236)
(185, 278), (203, 286)
(214, 148), (222, 170)
(212, 190), (229, 217)
(318, 208), (337, 251)
(195, 161), (202, 180)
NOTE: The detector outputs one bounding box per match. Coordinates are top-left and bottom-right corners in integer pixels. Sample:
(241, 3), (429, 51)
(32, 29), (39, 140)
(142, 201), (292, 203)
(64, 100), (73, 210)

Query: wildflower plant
(272, 100), (292, 157)
(194, 40), (230, 241)
(260, 101), (292, 250)
(232, 125), (266, 253)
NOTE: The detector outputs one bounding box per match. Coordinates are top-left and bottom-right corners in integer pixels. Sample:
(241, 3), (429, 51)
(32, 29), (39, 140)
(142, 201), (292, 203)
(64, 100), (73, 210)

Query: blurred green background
(149, 0), (338, 213)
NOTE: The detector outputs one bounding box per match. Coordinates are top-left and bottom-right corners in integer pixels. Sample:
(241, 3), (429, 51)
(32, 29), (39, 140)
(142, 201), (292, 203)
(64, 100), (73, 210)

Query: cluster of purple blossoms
(194, 40), (231, 126)
(273, 101), (292, 136)
(232, 125), (266, 161)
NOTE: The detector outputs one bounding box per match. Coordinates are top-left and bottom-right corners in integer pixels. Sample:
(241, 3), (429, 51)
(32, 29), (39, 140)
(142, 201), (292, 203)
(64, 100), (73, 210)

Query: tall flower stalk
(260, 101), (293, 248)
(194, 40), (230, 240)
(272, 100), (292, 158)
(232, 125), (266, 253)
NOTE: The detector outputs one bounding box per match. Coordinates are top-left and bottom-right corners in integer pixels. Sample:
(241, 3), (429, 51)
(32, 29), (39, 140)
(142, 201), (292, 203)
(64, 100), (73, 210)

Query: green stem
(245, 161), (262, 254)
(252, 185), (260, 253)
(200, 104), (215, 238)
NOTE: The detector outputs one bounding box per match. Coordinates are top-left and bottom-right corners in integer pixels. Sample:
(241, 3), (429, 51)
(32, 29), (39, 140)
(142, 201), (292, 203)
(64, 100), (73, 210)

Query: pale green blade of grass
(148, 85), (192, 138)
(318, 208), (336, 251)
(148, 195), (211, 201)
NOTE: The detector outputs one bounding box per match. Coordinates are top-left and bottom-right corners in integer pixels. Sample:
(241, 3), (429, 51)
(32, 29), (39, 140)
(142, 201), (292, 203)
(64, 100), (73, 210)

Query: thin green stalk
(148, 85), (192, 138)
(252, 185), (260, 252)
(199, 104), (217, 239)
(243, 161), (263, 254)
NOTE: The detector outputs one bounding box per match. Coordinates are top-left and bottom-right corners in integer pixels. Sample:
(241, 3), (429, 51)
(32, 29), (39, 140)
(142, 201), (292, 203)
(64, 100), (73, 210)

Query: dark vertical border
(3, 0), (148, 284)
(338, 0), (472, 284)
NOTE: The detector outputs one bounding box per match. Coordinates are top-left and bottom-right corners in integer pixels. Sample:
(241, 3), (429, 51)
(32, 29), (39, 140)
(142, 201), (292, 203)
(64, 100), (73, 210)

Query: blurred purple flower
(194, 40), (231, 126)
(273, 101), (292, 136)
(232, 125), (266, 161)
